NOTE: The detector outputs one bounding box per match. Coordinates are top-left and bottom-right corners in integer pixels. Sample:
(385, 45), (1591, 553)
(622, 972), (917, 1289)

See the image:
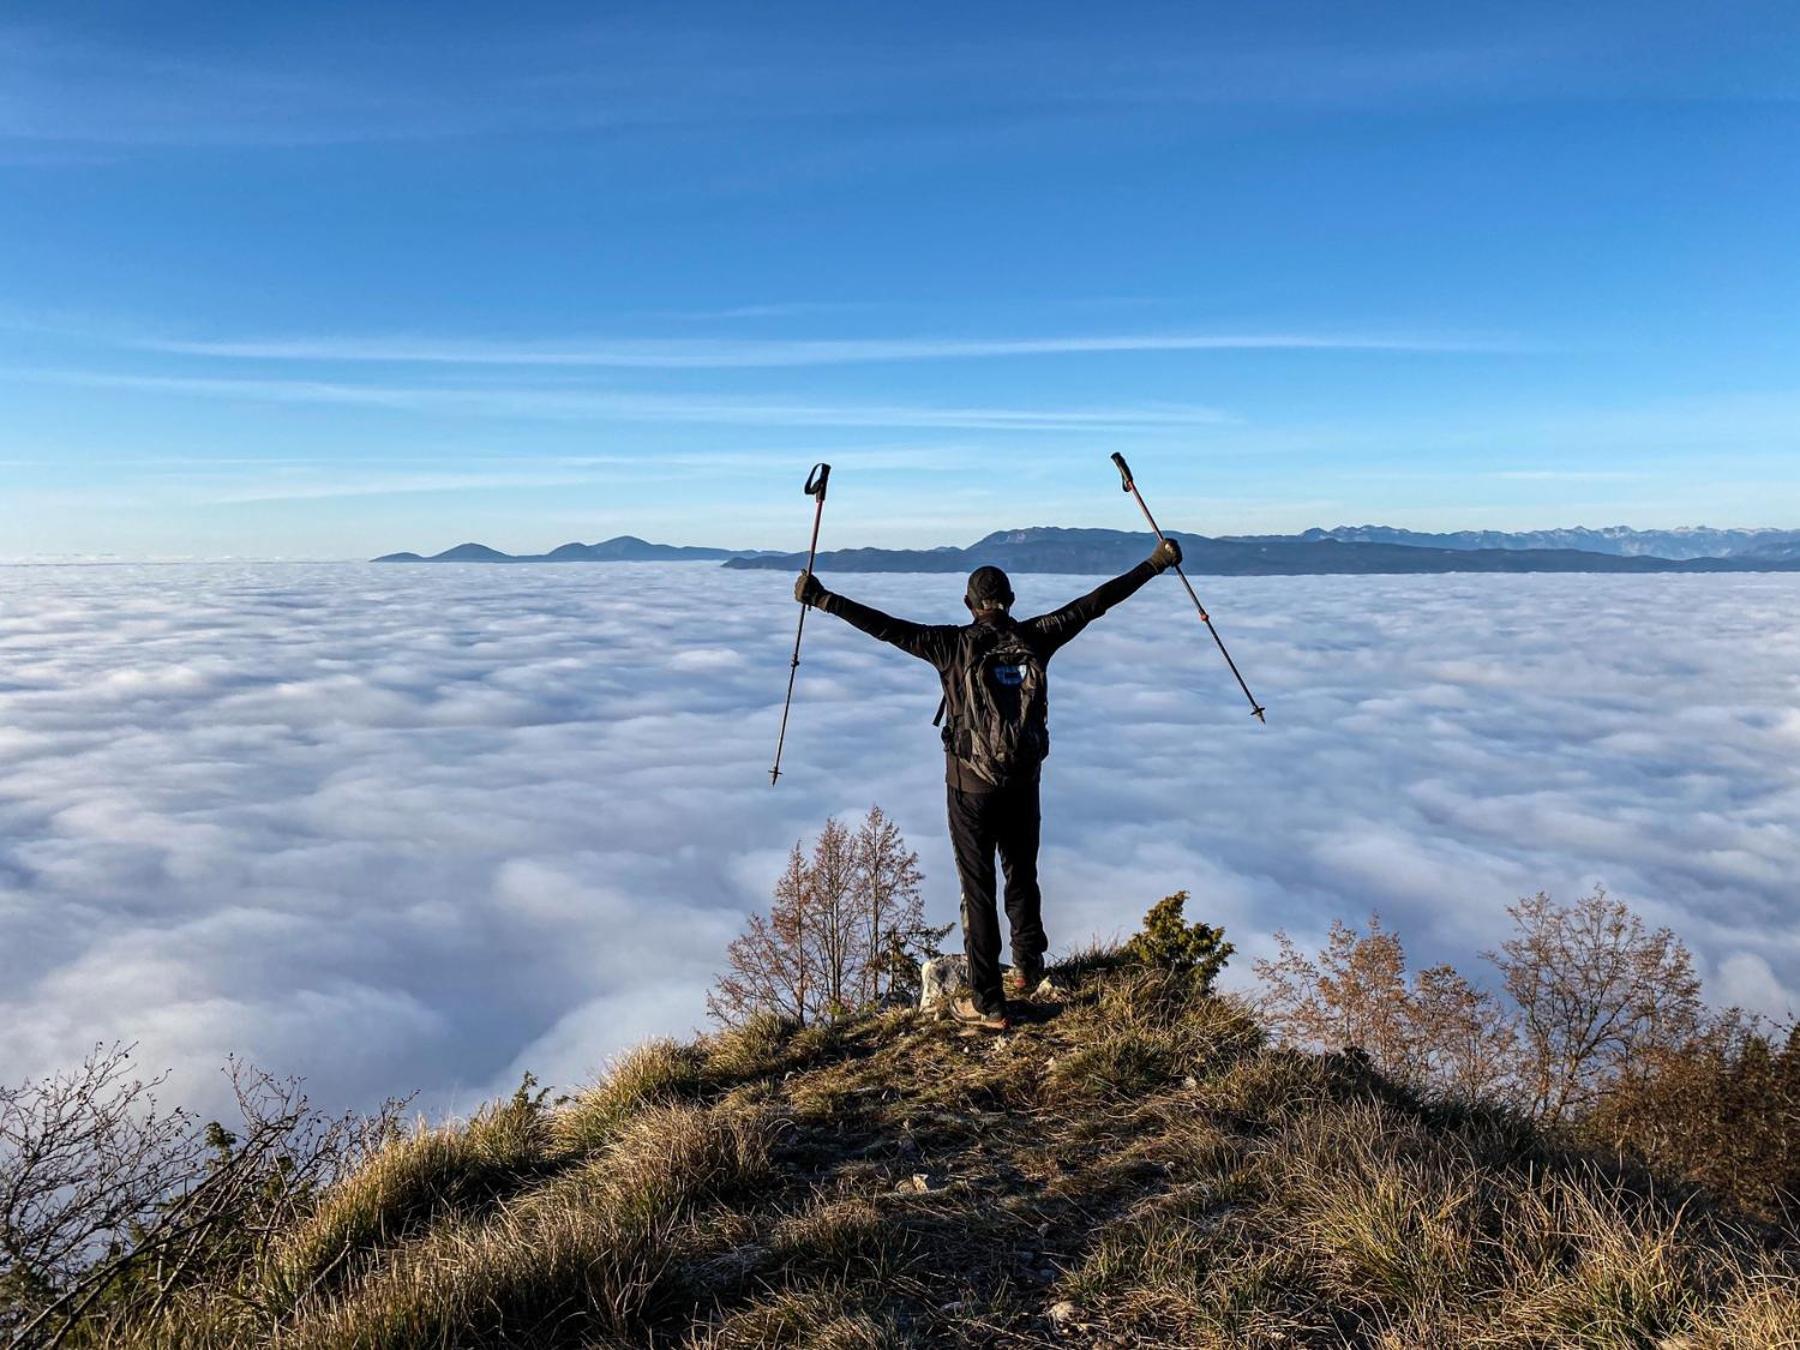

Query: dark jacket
(816, 561), (1159, 790)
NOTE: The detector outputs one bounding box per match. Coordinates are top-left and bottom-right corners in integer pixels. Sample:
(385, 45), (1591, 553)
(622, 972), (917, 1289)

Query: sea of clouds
(2, 562), (1797, 1119)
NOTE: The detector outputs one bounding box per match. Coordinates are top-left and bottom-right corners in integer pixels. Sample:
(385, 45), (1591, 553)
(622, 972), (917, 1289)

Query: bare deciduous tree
(809, 816), (861, 1017)
(853, 805), (929, 1007)
(709, 805), (942, 1027)
(1256, 916), (1417, 1070)
(708, 845), (814, 1027)
(1489, 887), (1702, 1123)
(1407, 962), (1519, 1103)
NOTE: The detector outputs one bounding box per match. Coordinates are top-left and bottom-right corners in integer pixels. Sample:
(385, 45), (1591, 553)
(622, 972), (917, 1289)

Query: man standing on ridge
(794, 539), (1183, 1029)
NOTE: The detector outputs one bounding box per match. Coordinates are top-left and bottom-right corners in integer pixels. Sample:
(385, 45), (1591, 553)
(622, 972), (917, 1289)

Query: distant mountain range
(723, 527), (1800, 576)
(1266, 525), (1800, 561)
(374, 525), (1800, 575)
(374, 536), (761, 564)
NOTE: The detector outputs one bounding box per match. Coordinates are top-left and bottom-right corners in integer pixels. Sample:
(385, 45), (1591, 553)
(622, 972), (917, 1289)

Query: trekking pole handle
(805, 463), (831, 498)
(1110, 452), (1134, 493)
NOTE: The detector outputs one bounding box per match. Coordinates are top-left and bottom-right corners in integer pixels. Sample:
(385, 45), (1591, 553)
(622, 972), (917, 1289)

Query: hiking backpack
(939, 627), (1049, 787)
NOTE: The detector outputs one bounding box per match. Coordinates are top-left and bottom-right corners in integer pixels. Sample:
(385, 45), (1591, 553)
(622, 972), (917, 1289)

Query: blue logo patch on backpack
(991, 663), (1025, 689)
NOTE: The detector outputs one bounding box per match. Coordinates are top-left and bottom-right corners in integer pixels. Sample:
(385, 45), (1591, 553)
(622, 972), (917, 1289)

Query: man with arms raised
(795, 540), (1181, 1028)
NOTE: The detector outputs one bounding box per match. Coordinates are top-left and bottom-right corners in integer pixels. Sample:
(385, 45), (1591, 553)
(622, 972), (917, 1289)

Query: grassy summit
(109, 955), (1799, 1348)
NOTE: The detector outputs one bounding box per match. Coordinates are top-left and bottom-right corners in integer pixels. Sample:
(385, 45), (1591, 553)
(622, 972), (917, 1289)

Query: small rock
(1048, 1300), (1080, 1330)
(1182, 1074), (1199, 1089)
(1034, 974), (1070, 998)
(918, 954), (971, 1010)
(896, 1172), (944, 1194)
(940, 1300), (966, 1314)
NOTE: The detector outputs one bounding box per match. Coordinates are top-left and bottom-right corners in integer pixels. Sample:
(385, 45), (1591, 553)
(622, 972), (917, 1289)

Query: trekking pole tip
(1252, 706), (1267, 724)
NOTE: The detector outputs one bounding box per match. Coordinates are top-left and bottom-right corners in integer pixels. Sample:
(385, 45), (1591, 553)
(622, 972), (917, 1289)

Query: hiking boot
(950, 996), (1010, 1031)
(1002, 963), (1045, 1000)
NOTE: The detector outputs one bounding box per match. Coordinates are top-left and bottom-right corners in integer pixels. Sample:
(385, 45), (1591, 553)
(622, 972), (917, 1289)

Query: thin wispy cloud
(1485, 470), (1645, 482)
(177, 448), (979, 504)
(9, 368), (1233, 432)
(196, 471), (608, 505)
(137, 330), (1517, 368)
(634, 302), (884, 322)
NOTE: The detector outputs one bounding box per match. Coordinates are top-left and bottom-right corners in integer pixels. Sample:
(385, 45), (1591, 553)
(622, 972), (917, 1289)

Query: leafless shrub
(1256, 915), (1517, 1103)
(0, 1044), (406, 1347)
(3, 1046), (190, 1336)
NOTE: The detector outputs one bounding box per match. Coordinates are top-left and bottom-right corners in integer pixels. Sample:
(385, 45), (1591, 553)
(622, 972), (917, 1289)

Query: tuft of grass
(283, 1101), (771, 1349)
(1047, 936), (1131, 982)
(266, 1093), (549, 1308)
(1271, 1103), (1480, 1311)
(552, 1038), (704, 1157)
(600, 1100), (774, 1220)
(789, 1018), (847, 1063)
(1661, 1275), (1800, 1348)
(697, 1283), (902, 1349)
(702, 1009), (801, 1081)
(1064, 1189), (1225, 1310)
(1493, 1169), (1753, 1346)
(1047, 970), (1263, 1104)
(1046, 1027), (1177, 1102)
(767, 1196), (908, 1280)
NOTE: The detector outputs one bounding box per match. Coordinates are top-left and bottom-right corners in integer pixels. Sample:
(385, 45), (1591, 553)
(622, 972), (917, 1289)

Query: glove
(1149, 537), (1182, 573)
(794, 570), (826, 606)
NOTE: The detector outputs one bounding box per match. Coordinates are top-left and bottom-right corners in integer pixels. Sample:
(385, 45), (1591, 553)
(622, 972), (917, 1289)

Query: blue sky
(1, 1), (1796, 559)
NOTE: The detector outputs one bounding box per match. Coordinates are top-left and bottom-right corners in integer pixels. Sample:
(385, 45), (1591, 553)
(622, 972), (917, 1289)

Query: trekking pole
(770, 463), (832, 784)
(1111, 453), (1266, 723)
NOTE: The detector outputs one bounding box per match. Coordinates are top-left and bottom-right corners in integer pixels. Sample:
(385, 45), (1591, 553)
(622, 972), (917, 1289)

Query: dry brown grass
(700, 1008), (803, 1081)
(551, 1038), (705, 1157)
(264, 1092), (550, 1309)
(280, 1101), (771, 1349)
(96, 957), (1800, 1349)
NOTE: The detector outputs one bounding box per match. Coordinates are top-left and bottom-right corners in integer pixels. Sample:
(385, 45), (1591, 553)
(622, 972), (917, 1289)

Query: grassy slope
(125, 960), (1800, 1349)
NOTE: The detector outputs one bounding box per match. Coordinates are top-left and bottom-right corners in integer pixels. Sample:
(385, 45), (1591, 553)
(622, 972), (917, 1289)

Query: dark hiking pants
(947, 781), (1046, 1015)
